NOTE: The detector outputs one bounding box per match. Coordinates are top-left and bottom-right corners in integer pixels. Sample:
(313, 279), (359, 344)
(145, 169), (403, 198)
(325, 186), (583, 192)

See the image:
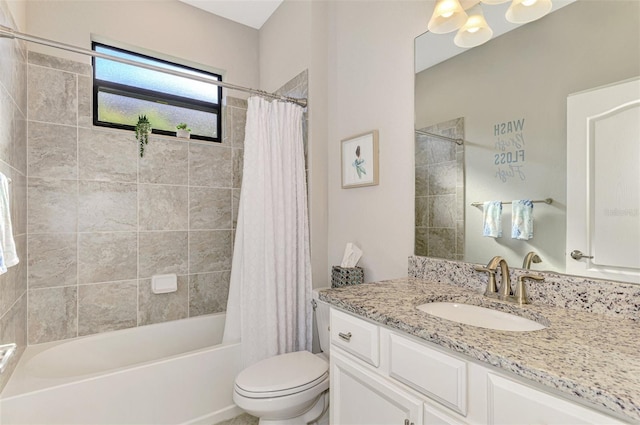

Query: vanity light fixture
(428, 0), (553, 48)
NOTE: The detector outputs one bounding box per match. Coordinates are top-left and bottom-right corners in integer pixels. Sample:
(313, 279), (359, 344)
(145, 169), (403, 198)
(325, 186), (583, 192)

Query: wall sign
(493, 118), (527, 183)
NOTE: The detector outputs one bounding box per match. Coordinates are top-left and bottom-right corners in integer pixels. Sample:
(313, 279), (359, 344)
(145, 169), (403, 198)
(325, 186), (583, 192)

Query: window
(92, 42), (222, 142)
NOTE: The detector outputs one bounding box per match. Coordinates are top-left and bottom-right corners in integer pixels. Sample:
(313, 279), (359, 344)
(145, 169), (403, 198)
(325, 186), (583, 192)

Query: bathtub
(0, 313), (243, 425)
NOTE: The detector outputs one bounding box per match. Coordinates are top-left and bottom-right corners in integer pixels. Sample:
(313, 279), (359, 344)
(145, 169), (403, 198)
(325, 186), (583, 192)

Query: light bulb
(506, 0), (552, 23)
(441, 11), (454, 18)
(428, 0), (468, 34)
(454, 4), (493, 48)
(522, 0), (537, 6)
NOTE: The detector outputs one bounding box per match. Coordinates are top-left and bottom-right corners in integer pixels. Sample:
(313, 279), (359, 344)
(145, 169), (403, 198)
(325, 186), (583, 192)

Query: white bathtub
(0, 313), (242, 425)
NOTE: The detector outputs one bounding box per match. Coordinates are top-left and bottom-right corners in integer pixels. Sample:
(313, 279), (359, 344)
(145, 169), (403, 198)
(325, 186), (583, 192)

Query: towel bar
(471, 198), (552, 207)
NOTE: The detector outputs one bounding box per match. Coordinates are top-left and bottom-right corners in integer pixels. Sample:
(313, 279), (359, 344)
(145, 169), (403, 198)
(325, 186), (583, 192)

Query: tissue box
(331, 266), (364, 288)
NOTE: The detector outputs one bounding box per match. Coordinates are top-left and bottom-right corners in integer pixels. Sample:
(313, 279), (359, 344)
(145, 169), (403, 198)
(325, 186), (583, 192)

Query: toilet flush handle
(338, 332), (352, 342)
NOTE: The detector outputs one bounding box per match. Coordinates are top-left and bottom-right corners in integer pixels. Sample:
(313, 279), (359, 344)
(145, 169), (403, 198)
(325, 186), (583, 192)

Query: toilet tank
(313, 296), (331, 355)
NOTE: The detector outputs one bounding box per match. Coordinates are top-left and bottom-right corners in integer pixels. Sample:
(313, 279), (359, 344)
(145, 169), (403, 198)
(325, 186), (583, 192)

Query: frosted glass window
(93, 42), (221, 142)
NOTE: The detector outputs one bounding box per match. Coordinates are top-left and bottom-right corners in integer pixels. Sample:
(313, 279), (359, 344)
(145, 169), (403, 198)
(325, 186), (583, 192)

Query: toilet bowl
(233, 297), (331, 425)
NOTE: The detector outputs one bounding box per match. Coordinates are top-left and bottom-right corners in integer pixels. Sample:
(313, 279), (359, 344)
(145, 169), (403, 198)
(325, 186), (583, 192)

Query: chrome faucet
(475, 256), (511, 300)
(522, 251), (542, 269)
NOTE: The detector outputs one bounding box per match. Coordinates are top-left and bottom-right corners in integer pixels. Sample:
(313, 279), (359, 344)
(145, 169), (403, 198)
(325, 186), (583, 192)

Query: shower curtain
(223, 96), (312, 368)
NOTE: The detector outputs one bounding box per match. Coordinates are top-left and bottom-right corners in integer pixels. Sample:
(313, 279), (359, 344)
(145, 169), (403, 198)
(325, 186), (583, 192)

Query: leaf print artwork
(352, 145), (367, 179)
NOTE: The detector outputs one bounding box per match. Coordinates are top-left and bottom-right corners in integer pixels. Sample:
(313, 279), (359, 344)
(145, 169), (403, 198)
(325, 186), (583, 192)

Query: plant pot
(176, 129), (191, 139)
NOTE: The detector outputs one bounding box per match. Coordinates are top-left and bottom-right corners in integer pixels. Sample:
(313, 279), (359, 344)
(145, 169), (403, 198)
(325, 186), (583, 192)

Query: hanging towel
(512, 199), (534, 240)
(0, 173), (18, 274)
(482, 201), (502, 238)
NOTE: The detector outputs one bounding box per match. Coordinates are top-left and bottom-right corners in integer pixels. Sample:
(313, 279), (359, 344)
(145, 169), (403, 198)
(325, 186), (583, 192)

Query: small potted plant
(176, 123), (191, 139)
(135, 115), (152, 158)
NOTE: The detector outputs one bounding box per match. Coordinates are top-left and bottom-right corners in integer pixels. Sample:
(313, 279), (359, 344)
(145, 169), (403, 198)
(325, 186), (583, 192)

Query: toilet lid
(235, 351), (329, 397)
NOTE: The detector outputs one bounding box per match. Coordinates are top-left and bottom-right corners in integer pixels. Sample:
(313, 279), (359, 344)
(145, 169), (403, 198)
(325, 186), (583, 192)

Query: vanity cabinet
(329, 308), (625, 425)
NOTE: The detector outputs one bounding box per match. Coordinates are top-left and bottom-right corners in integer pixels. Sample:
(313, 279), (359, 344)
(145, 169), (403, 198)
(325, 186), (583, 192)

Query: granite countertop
(319, 277), (640, 423)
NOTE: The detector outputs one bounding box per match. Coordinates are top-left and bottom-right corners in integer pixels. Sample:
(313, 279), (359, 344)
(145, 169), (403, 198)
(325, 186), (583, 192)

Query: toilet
(233, 298), (331, 425)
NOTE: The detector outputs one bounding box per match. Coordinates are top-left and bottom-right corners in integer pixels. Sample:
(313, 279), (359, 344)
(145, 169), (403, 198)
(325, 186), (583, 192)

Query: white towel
(512, 199), (534, 240)
(0, 173), (18, 274)
(482, 201), (502, 238)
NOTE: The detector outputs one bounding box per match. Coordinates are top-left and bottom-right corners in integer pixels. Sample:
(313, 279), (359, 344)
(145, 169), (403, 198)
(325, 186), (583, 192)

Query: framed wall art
(341, 130), (379, 189)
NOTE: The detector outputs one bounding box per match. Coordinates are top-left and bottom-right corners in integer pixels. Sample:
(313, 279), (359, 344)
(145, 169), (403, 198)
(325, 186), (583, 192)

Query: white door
(566, 77), (640, 283)
(331, 351), (423, 425)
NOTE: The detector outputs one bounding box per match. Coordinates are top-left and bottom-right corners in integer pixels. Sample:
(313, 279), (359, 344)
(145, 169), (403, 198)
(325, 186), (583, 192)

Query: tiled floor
(214, 413), (259, 425)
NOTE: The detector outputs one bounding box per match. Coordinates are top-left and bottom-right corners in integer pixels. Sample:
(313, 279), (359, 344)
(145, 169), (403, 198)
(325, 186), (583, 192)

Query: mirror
(414, 0), (640, 275)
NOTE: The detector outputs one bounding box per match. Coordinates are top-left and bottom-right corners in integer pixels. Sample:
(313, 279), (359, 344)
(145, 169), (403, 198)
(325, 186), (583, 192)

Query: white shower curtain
(223, 96), (312, 368)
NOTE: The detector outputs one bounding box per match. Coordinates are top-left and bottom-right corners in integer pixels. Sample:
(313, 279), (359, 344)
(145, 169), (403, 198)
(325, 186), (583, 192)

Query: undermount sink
(416, 302), (547, 332)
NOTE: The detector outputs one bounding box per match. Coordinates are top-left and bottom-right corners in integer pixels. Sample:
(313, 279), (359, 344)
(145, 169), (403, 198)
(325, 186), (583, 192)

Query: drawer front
(330, 309), (380, 367)
(487, 374), (624, 425)
(389, 333), (467, 415)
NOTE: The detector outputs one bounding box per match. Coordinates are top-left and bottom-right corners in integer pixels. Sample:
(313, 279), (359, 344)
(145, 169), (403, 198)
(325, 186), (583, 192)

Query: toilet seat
(235, 351), (329, 399)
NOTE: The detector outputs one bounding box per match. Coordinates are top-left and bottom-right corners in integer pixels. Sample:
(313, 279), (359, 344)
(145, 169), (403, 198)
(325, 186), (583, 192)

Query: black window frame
(92, 42), (223, 143)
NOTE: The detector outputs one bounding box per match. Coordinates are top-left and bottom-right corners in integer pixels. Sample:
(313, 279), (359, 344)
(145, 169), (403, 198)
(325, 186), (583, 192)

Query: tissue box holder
(331, 266), (364, 288)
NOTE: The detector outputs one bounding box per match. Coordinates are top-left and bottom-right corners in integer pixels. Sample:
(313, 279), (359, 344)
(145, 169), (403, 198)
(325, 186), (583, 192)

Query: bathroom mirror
(414, 0), (640, 276)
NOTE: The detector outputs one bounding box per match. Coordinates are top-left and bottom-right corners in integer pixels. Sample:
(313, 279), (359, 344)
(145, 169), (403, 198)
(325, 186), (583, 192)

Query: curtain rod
(415, 129), (464, 145)
(0, 25), (308, 108)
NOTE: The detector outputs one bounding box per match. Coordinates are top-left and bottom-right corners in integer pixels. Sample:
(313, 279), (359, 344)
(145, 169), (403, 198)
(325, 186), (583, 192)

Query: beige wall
(5, 0), (25, 30)
(326, 1), (426, 283)
(24, 0), (259, 90)
(259, 0), (330, 288)
(415, 1), (640, 271)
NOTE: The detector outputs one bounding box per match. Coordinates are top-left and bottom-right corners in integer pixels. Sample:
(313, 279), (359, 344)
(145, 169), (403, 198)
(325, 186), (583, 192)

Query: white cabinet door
(566, 77), (640, 283)
(331, 351), (423, 425)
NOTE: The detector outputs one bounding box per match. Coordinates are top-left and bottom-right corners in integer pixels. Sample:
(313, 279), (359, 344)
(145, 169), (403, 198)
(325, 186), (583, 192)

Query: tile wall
(415, 117), (465, 261)
(25, 52), (247, 344)
(0, 1), (28, 392)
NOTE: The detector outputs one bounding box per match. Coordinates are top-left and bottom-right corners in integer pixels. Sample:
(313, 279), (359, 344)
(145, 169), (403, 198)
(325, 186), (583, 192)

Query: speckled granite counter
(319, 272), (640, 423)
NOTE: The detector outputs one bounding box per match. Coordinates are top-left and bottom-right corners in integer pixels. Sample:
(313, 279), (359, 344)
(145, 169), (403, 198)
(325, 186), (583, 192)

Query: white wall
(25, 0), (259, 90)
(327, 1), (427, 283)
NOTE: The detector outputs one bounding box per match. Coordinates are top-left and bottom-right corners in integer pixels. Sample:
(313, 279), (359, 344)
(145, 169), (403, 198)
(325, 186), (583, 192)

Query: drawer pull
(404, 420), (414, 425)
(338, 332), (352, 342)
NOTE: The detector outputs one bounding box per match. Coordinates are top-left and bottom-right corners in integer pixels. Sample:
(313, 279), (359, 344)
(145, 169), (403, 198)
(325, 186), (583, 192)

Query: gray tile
(78, 232), (137, 284)
(78, 181), (137, 232)
(214, 413), (258, 425)
(27, 178), (77, 233)
(427, 228), (456, 260)
(138, 276), (188, 326)
(456, 220), (465, 256)
(12, 113), (27, 175)
(0, 294), (26, 392)
(27, 121), (77, 179)
(232, 189), (240, 229)
(10, 173), (26, 237)
(188, 271), (230, 317)
(139, 184), (188, 231)
(428, 161), (456, 195)
(139, 136), (188, 185)
(226, 97), (248, 109)
(138, 231), (188, 278)
(229, 105), (247, 148)
(28, 51), (92, 76)
(428, 195), (456, 228)
(78, 128), (137, 182)
(28, 64), (77, 126)
(415, 197), (429, 228)
(188, 143), (232, 187)
(77, 75), (92, 129)
(415, 165), (429, 197)
(28, 233), (77, 289)
(78, 281), (137, 336)
(233, 148), (243, 189)
(13, 234), (27, 299)
(415, 227), (428, 257)
(189, 187), (232, 230)
(28, 286), (77, 344)
(188, 230), (232, 273)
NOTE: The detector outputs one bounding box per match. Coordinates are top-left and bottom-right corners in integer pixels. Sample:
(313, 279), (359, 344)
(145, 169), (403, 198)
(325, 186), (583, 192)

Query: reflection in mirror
(414, 0), (640, 279)
(415, 118), (465, 261)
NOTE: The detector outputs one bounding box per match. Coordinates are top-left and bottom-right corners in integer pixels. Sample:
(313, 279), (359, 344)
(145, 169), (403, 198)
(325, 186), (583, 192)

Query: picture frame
(341, 130), (379, 189)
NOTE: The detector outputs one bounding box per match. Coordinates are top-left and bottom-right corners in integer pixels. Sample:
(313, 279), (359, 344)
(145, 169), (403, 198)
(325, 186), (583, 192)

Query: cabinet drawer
(330, 309), (379, 367)
(389, 334), (467, 415)
(487, 373), (624, 425)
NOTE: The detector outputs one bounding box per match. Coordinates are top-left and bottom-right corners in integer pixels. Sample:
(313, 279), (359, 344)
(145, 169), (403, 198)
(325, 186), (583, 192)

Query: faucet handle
(514, 273), (544, 304)
(474, 266), (498, 295)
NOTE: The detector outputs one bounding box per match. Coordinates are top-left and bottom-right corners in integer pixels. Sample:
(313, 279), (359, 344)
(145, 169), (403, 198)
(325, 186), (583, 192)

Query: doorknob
(570, 250), (594, 260)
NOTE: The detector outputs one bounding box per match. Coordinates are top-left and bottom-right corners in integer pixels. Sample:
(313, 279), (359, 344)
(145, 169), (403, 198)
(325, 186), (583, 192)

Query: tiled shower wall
(415, 117), (465, 261)
(0, 2), (28, 391)
(25, 52), (247, 345)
